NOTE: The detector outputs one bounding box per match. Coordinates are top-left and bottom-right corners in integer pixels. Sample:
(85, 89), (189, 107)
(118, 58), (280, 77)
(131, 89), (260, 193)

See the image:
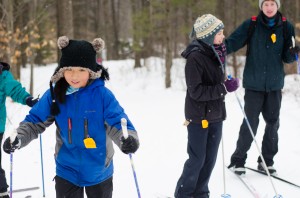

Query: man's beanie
(259, 0), (280, 9)
(192, 14), (224, 46)
(50, 36), (105, 115)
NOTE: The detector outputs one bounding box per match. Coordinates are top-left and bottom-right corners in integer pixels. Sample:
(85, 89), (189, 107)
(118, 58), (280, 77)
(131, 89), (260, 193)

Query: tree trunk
(131, 0), (142, 68)
(232, 0), (239, 78)
(165, 0), (172, 88)
(110, 0), (120, 59)
(3, 0), (18, 78)
(56, 0), (74, 62)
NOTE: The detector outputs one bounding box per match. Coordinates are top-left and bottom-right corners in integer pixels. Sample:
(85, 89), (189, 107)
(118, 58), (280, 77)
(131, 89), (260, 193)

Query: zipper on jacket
(83, 118), (97, 148)
(68, 118), (72, 144)
(84, 118), (89, 138)
(202, 103), (209, 128)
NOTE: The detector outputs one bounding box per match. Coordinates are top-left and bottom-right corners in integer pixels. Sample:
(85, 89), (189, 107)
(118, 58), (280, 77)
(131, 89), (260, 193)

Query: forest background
(1, 0), (300, 95)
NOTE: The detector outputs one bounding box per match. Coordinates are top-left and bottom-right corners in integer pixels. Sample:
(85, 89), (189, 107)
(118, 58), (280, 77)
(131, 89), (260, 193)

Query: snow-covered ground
(4, 57), (300, 198)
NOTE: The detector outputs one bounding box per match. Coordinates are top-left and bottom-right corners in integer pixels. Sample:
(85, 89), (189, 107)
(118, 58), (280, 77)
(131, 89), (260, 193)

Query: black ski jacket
(182, 40), (227, 124)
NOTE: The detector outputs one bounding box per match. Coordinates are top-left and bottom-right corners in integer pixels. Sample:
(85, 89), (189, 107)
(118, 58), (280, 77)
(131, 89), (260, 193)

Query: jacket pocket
(206, 99), (224, 121)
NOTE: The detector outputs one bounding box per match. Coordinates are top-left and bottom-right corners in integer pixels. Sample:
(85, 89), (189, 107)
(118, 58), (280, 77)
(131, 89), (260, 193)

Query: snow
(3, 57), (300, 198)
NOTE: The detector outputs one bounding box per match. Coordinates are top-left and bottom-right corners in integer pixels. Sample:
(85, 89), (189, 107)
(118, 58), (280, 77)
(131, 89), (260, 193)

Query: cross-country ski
(8, 186), (39, 193)
(245, 166), (300, 188)
(227, 168), (262, 198)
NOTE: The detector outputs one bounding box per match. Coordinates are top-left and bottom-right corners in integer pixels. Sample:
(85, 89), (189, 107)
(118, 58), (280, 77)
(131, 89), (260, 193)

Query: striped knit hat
(193, 14), (224, 45)
(259, 0), (280, 9)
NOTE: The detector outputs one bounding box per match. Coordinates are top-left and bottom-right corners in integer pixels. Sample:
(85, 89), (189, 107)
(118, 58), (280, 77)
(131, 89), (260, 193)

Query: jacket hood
(181, 40), (215, 59)
(86, 78), (105, 90)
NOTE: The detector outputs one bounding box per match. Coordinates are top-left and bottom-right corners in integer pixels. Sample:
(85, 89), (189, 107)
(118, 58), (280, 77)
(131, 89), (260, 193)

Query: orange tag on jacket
(84, 138), (97, 148)
(271, 34), (276, 43)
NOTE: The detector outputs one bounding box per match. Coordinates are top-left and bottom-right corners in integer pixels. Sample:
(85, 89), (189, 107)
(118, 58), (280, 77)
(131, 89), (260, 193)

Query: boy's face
(64, 67), (90, 88)
(262, 0), (278, 18)
(213, 29), (225, 45)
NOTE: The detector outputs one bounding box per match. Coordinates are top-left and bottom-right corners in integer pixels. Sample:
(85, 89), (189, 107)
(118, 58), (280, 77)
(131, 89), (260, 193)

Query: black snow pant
(0, 133), (9, 193)
(230, 89), (282, 167)
(55, 176), (113, 198)
(174, 121), (223, 198)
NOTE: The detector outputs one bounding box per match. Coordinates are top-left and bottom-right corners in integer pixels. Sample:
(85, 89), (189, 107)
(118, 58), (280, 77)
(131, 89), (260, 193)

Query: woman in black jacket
(174, 14), (238, 198)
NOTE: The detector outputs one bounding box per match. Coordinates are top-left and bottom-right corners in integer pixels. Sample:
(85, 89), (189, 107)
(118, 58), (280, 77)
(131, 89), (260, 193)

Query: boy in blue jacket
(0, 61), (38, 198)
(2, 36), (139, 198)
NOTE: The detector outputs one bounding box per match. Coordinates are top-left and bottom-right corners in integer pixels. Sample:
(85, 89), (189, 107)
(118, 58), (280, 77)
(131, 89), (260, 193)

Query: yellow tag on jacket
(84, 137), (97, 148)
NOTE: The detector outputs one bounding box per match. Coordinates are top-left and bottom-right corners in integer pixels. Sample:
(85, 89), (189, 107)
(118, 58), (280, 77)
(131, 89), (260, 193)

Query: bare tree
(164, 0), (172, 88)
(2, 0), (16, 75)
(56, 0), (73, 63)
(56, 0), (73, 38)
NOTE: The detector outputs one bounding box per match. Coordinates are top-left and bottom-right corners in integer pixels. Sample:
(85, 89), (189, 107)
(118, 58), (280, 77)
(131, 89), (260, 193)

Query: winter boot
(0, 191), (9, 198)
(233, 165), (246, 175)
(257, 162), (277, 176)
(0, 169), (9, 198)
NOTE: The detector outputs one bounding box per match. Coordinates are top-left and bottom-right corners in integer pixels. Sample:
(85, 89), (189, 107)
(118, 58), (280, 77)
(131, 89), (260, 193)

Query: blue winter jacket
(0, 70), (30, 132)
(16, 79), (139, 186)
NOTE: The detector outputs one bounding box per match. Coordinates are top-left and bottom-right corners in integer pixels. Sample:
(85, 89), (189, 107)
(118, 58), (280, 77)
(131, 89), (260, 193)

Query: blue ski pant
(175, 121), (223, 198)
(230, 89), (281, 167)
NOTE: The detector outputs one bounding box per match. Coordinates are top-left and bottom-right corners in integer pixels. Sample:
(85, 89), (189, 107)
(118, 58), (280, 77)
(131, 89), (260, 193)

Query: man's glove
(26, 96), (39, 107)
(290, 45), (300, 55)
(3, 135), (20, 154)
(224, 77), (239, 92)
(120, 135), (139, 154)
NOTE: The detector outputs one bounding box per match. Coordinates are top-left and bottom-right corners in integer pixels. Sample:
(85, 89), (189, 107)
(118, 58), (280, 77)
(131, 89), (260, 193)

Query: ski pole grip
(292, 36), (299, 60)
(10, 129), (18, 143)
(121, 118), (129, 139)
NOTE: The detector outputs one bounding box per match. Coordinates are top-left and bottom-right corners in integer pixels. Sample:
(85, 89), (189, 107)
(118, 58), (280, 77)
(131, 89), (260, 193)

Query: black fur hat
(51, 36), (105, 83)
(50, 36), (107, 116)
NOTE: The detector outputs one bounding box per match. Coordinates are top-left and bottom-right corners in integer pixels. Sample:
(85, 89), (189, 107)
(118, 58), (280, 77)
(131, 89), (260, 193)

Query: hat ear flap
(91, 38), (105, 53)
(57, 36), (70, 49)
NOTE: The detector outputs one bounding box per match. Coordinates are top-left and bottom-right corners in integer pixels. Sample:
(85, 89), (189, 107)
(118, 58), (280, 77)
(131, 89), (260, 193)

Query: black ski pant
(230, 89), (281, 167)
(0, 133), (9, 193)
(55, 176), (113, 198)
(174, 121), (222, 198)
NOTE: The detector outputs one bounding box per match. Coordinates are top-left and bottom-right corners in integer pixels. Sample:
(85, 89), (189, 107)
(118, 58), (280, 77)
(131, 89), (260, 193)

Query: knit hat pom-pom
(57, 36), (70, 49)
(92, 38), (105, 53)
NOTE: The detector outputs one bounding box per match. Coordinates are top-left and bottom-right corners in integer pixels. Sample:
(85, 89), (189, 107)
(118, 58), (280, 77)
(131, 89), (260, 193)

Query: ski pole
(221, 135), (231, 198)
(10, 152), (13, 198)
(121, 118), (141, 198)
(292, 37), (300, 74)
(231, 81), (281, 198)
(40, 134), (46, 197)
(9, 130), (18, 198)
